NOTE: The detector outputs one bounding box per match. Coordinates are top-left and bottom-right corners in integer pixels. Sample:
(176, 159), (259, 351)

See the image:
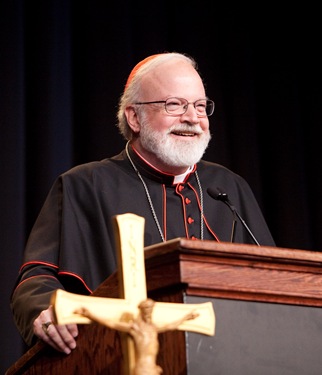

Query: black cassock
(10, 144), (275, 345)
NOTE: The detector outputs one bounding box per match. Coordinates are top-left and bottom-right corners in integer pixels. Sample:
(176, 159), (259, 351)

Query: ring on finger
(42, 321), (53, 336)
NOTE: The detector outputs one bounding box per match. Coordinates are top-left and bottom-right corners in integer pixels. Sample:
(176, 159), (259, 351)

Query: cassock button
(185, 197), (191, 204)
(187, 217), (194, 224)
(178, 184), (184, 192)
(191, 236), (198, 240)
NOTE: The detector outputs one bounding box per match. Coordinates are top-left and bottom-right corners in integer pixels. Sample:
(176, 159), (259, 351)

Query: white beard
(139, 120), (211, 168)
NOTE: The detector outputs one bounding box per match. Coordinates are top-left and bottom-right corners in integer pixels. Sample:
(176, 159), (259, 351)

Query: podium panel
(186, 296), (322, 375)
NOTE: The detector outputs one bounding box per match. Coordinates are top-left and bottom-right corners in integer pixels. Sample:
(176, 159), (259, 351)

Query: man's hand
(33, 305), (78, 354)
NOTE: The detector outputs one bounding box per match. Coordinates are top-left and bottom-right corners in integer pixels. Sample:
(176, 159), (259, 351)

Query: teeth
(173, 132), (194, 136)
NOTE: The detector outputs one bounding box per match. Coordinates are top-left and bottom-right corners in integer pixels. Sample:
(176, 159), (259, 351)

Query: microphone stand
(207, 188), (260, 246)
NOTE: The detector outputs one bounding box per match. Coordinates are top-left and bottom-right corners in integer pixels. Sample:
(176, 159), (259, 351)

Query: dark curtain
(1, 1), (321, 371)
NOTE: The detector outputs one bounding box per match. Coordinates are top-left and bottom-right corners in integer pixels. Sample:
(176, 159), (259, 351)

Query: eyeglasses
(134, 97), (215, 117)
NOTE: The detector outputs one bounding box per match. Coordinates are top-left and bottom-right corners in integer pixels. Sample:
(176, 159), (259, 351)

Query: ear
(124, 106), (141, 134)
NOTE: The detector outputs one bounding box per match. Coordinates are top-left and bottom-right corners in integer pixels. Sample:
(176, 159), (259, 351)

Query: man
(10, 52), (275, 355)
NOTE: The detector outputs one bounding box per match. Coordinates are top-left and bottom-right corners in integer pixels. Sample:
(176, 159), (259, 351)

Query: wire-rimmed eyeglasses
(134, 97), (215, 117)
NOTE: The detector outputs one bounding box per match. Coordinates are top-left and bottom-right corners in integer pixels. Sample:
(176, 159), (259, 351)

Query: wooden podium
(6, 239), (322, 375)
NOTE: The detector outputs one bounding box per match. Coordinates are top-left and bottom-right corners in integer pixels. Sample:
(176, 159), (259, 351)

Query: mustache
(168, 124), (203, 135)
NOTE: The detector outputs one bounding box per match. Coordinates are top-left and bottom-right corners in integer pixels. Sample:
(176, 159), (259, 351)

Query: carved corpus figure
(75, 298), (199, 375)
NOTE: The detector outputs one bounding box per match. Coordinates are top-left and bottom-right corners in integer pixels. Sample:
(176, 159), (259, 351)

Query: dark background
(1, 1), (321, 372)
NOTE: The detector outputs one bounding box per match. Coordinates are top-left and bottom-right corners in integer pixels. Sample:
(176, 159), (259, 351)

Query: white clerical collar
(173, 165), (194, 184)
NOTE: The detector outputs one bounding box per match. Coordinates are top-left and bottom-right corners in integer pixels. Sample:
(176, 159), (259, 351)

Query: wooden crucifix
(51, 213), (215, 375)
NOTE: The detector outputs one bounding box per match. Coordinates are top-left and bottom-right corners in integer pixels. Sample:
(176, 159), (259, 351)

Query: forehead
(141, 60), (206, 99)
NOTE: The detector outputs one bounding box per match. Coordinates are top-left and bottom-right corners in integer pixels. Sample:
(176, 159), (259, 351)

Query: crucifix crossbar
(51, 213), (215, 374)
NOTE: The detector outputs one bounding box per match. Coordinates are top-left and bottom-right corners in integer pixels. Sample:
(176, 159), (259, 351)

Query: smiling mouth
(171, 131), (198, 137)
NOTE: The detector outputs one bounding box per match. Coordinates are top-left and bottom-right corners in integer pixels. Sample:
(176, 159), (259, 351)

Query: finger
(56, 324), (78, 347)
(33, 309), (55, 340)
(66, 323), (78, 339)
(33, 319), (65, 353)
(49, 306), (78, 340)
(46, 323), (77, 354)
(40, 323), (72, 354)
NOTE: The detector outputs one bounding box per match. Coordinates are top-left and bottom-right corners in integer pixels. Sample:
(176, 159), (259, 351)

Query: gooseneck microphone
(207, 187), (260, 246)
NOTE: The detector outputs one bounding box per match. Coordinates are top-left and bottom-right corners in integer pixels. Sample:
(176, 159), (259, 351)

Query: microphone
(207, 187), (260, 246)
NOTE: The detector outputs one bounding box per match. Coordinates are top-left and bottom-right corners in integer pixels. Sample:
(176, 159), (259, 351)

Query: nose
(181, 103), (200, 123)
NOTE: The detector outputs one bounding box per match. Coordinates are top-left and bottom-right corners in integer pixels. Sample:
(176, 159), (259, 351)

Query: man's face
(130, 59), (212, 173)
(141, 305), (153, 321)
